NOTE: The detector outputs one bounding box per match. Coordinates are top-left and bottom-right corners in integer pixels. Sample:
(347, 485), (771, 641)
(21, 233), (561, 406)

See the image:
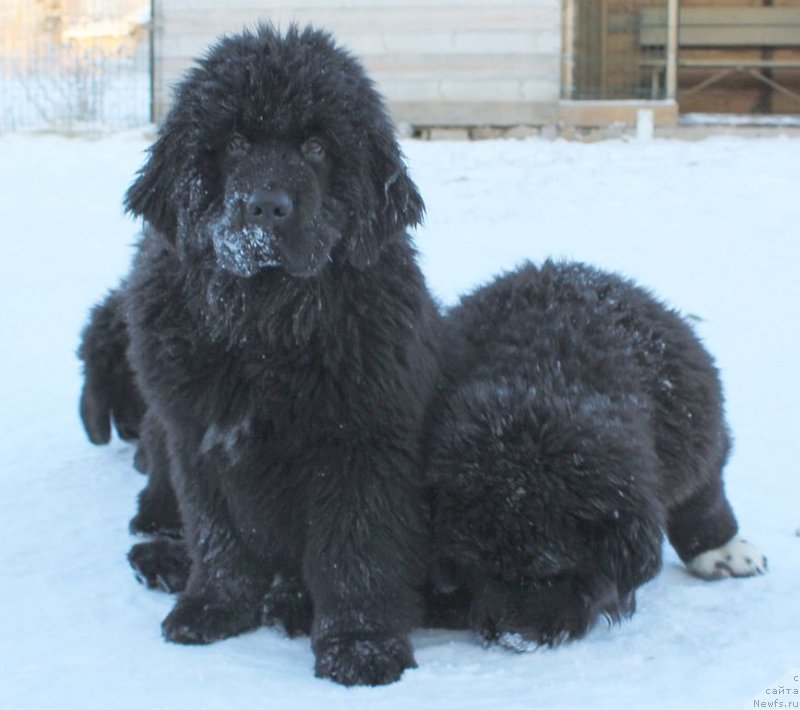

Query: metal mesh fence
(565, 0), (670, 100)
(0, 0), (151, 132)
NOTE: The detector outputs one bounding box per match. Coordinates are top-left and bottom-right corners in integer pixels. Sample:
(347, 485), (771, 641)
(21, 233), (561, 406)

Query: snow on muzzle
(211, 223), (280, 278)
(205, 187), (280, 278)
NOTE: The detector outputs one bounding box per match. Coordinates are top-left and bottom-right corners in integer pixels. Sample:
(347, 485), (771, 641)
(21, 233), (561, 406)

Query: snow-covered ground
(1, 130), (797, 709)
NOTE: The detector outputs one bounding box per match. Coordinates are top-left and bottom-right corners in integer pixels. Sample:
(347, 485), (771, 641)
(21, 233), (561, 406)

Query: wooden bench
(640, 7), (800, 103)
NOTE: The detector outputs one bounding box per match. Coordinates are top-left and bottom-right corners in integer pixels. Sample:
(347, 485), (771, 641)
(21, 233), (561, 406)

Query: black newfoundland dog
(82, 25), (441, 686)
(425, 262), (765, 647)
(79, 23), (764, 686)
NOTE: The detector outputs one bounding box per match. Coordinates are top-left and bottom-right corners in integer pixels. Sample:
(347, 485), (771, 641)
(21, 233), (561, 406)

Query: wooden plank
(156, 53), (559, 91)
(381, 29), (557, 54)
(378, 76), (558, 102)
(680, 0), (753, 7)
(679, 26), (800, 47)
(646, 7), (800, 27)
(641, 8), (800, 47)
(677, 85), (761, 114)
(161, 29), (558, 58)
(162, 0), (551, 8)
(390, 100), (558, 126)
(439, 78), (558, 101)
(558, 99), (678, 127)
(161, 7), (560, 34)
(680, 60), (800, 69)
(561, 0), (575, 98)
(665, 0), (678, 100)
(363, 54), (559, 79)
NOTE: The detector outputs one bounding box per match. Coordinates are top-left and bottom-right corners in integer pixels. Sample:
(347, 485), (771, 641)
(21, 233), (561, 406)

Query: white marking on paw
(687, 536), (767, 580)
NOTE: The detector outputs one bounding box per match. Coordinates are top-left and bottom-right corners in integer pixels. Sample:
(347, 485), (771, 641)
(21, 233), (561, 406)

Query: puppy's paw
(162, 594), (260, 645)
(262, 577), (313, 637)
(128, 539), (190, 593)
(129, 497), (182, 538)
(687, 537), (767, 580)
(474, 572), (636, 650)
(129, 512), (182, 538)
(114, 412), (141, 442)
(314, 633), (416, 687)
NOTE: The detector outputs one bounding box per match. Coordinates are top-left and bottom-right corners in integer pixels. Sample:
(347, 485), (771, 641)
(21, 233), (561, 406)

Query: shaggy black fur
(127, 411), (181, 537)
(425, 261), (740, 645)
(79, 24), (441, 686)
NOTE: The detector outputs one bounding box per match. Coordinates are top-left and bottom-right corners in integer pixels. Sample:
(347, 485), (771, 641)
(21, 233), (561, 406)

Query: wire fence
(0, 0), (151, 132)
(565, 0), (669, 101)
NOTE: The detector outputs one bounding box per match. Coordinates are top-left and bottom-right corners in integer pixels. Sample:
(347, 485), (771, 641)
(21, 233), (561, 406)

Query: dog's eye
(227, 134), (249, 158)
(302, 137), (325, 161)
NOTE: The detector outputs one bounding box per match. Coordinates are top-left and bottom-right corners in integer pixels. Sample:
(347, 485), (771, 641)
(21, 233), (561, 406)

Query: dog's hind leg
(649, 313), (767, 580)
(667, 477), (767, 580)
(129, 413), (182, 538)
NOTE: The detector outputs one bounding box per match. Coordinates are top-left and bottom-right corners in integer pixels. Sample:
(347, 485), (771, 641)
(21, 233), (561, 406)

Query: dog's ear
(346, 132), (425, 270)
(125, 112), (194, 240)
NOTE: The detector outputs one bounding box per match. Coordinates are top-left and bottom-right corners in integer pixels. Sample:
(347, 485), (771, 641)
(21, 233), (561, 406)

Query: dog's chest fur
(126, 237), (440, 567)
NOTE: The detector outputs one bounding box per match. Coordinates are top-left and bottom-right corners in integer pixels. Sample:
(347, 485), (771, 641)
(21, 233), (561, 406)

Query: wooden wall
(152, 0), (562, 126)
(678, 0), (800, 114)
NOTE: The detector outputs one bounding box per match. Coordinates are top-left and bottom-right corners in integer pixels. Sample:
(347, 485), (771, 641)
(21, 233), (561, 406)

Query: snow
(1, 130), (798, 709)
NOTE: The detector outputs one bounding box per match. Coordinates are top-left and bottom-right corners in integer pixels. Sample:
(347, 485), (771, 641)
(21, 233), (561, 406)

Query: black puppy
(426, 261), (766, 647)
(80, 25), (441, 686)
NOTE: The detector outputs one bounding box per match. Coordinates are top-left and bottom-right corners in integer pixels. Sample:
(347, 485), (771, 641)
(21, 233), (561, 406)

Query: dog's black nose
(246, 189), (294, 227)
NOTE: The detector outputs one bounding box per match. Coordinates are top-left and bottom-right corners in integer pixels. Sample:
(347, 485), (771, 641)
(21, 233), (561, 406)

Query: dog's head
(125, 24), (423, 278)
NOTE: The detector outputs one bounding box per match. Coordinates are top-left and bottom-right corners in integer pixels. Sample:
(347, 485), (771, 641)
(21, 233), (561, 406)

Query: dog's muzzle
(211, 226), (279, 278)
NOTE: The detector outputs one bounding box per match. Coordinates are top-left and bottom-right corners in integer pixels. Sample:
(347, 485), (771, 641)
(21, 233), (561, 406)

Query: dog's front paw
(128, 539), (190, 593)
(262, 577), (313, 637)
(687, 537), (767, 580)
(313, 633), (416, 686)
(129, 489), (182, 538)
(162, 594), (260, 645)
